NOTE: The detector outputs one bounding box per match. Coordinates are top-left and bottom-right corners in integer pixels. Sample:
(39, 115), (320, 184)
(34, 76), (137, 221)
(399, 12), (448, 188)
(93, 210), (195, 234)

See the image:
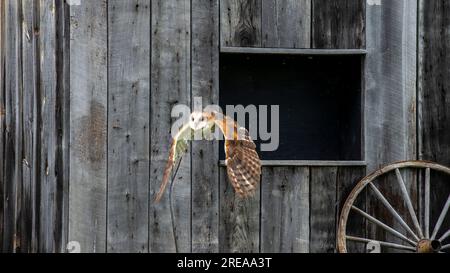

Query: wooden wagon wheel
(338, 161), (450, 253)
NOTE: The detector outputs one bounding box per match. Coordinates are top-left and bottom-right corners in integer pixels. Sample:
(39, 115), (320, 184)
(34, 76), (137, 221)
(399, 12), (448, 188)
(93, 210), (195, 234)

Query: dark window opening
(219, 53), (363, 161)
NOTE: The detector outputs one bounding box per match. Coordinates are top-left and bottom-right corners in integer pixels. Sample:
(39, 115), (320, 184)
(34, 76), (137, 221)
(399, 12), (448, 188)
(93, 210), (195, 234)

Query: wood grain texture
(365, 1), (418, 252)
(366, 169), (418, 253)
(219, 167), (260, 253)
(191, 0), (220, 253)
(150, 0), (191, 253)
(262, 0), (311, 48)
(261, 167), (309, 253)
(69, 0), (108, 253)
(419, 0), (450, 166)
(310, 167), (337, 253)
(39, 0), (65, 253)
(220, 0), (261, 47)
(57, 0), (71, 254)
(20, 0), (38, 253)
(0, 0), (68, 253)
(107, 0), (150, 253)
(0, 0), (4, 252)
(365, 0), (417, 172)
(336, 167), (366, 253)
(3, 0), (21, 253)
(418, 0), (450, 240)
(312, 0), (365, 49)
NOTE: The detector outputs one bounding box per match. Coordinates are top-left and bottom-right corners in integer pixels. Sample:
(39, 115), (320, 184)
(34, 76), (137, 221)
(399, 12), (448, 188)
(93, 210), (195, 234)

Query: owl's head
(189, 111), (215, 131)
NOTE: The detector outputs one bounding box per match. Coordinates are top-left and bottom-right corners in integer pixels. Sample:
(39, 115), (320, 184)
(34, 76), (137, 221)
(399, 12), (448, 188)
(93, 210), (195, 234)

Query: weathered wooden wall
(0, 0), (449, 253)
(0, 0), (69, 253)
(220, 0), (366, 49)
(418, 0), (450, 244)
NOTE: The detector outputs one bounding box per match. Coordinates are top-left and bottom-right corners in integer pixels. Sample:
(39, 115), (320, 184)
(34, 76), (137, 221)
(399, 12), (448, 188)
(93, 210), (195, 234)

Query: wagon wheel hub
(417, 239), (441, 253)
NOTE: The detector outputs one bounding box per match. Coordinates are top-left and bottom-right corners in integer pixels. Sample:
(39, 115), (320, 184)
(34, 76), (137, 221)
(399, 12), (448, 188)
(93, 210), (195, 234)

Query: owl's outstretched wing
(155, 123), (193, 203)
(214, 115), (261, 198)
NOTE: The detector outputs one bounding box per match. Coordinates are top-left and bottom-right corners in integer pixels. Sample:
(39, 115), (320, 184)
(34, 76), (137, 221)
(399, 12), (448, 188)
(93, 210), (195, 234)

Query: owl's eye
(201, 117), (205, 122)
(191, 117), (195, 121)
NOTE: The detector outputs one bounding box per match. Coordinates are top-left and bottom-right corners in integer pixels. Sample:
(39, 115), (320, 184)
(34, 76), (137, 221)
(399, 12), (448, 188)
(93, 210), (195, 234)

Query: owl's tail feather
(225, 128), (262, 198)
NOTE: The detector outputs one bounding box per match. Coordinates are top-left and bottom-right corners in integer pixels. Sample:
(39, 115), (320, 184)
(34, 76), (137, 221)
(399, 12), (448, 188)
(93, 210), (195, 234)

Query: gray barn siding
(0, 0), (5, 252)
(365, 0), (418, 251)
(365, 0), (417, 173)
(2, 0), (20, 252)
(69, 1), (108, 253)
(22, 0), (39, 253)
(220, 0), (364, 49)
(0, 0), (449, 253)
(336, 167), (366, 253)
(150, 0), (192, 253)
(261, 0), (311, 48)
(312, 0), (366, 49)
(0, 0), (69, 253)
(39, 0), (64, 253)
(261, 167), (309, 253)
(221, 0), (311, 49)
(107, 0), (150, 253)
(309, 167), (337, 253)
(219, 167), (260, 253)
(418, 0), (450, 241)
(220, 0), (262, 47)
(191, 0), (220, 253)
(419, 0), (450, 167)
(59, 0), (71, 255)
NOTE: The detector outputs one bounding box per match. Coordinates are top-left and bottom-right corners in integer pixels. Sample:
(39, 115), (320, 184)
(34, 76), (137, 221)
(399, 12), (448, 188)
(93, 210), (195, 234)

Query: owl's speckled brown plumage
(225, 128), (261, 198)
(155, 112), (261, 202)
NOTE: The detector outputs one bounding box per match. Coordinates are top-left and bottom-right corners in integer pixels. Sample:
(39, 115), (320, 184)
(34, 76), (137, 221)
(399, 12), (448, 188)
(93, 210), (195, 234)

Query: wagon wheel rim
(338, 161), (450, 253)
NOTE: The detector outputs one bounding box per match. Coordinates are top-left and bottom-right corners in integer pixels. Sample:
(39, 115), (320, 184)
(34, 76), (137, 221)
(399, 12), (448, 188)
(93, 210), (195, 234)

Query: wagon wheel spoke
(431, 193), (450, 240)
(441, 244), (450, 251)
(438, 229), (450, 242)
(425, 168), (431, 238)
(346, 236), (416, 252)
(395, 169), (424, 239)
(351, 206), (417, 246)
(368, 182), (420, 242)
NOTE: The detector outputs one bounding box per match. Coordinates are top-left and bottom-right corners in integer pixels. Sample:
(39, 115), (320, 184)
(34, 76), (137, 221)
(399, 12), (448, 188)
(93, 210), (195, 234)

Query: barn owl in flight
(155, 111), (261, 202)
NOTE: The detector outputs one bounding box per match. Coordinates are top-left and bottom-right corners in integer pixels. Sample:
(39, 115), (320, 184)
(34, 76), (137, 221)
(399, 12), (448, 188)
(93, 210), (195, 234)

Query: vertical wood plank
(220, 0), (262, 47)
(107, 0), (150, 253)
(69, 0), (108, 253)
(418, 0), (450, 167)
(365, 0), (417, 173)
(310, 167), (337, 253)
(365, 1), (418, 252)
(336, 166), (366, 253)
(262, 0), (311, 48)
(39, 0), (66, 253)
(150, 0), (191, 253)
(219, 167), (260, 253)
(312, 0), (365, 49)
(3, 0), (21, 253)
(261, 167), (309, 253)
(418, 0), (450, 238)
(0, 0), (5, 252)
(13, 0), (24, 254)
(20, 0), (38, 253)
(57, 0), (71, 254)
(191, 0), (220, 253)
